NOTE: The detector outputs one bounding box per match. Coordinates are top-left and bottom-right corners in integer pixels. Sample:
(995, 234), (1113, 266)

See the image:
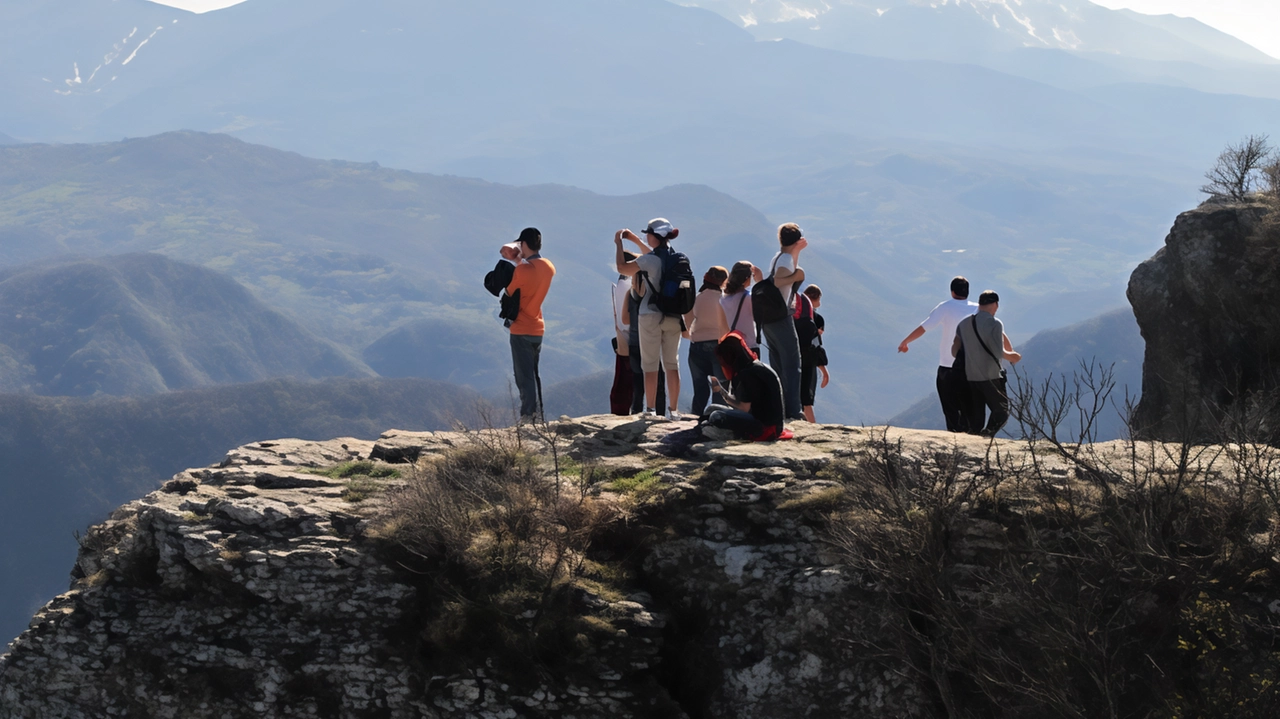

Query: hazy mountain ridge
(0, 253), (373, 396)
(687, 0), (1280, 95)
(0, 130), (1191, 421)
(1, 1), (1273, 422)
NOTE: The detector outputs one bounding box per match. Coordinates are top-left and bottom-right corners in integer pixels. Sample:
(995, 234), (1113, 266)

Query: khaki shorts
(638, 313), (682, 373)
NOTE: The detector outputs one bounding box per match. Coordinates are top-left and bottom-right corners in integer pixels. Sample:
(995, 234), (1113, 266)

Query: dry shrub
(378, 428), (622, 674)
(828, 373), (1280, 719)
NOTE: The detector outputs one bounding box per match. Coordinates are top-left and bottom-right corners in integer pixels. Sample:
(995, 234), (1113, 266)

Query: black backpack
(644, 245), (697, 316)
(751, 253), (790, 326)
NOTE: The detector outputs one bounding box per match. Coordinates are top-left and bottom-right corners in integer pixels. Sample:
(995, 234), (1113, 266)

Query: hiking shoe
(701, 426), (735, 442)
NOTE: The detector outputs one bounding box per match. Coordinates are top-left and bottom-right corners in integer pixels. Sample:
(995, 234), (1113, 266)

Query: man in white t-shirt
(897, 276), (978, 432)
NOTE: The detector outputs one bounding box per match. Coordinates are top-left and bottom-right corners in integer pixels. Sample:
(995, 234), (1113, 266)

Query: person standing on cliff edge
(951, 290), (1022, 436)
(897, 276), (978, 432)
(498, 227), (556, 423)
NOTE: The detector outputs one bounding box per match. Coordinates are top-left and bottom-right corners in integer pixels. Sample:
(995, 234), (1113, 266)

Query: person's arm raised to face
(622, 229), (652, 255)
(615, 231), (641, 276)
(898, 326), (926, 354)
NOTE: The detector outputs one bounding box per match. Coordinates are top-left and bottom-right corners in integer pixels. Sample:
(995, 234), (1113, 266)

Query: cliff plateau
(5, 414), (1280, 718)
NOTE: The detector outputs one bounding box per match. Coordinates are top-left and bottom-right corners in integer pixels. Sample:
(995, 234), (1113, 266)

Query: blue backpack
(644, 246), (697, 317)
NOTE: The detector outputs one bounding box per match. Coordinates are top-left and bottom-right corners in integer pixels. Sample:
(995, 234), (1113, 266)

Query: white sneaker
(640, 408), (657, 418)
(664, 408), (684, 421)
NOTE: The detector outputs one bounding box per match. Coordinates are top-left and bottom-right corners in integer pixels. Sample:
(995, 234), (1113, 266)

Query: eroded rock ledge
(0, 416), (1199, 718)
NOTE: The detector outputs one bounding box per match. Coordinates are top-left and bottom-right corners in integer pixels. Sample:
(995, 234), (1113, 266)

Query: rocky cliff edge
(2, 415), (1278, 718)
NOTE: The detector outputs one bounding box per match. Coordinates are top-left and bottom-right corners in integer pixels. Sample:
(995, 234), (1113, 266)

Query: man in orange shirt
(500, 227), (556, 422)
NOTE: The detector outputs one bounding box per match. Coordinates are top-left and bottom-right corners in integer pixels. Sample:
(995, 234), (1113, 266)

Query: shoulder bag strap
(730, 293), (746, 331)
(970, 315), (1001, 364)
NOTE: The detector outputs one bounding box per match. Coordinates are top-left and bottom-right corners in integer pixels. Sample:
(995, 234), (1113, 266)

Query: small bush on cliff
(1201, 134), (1275, 202)
(827, 369), (1280, 719)
(376, 426), (624, 677)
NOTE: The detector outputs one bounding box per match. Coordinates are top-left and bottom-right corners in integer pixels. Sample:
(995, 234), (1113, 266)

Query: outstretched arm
(899, 326), (926, 353)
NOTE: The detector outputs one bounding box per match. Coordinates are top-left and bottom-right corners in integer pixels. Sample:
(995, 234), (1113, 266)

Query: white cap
(645, 217), (675, 239)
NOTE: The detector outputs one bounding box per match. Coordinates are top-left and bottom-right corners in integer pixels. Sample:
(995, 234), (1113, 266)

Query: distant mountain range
(0, 0), (1265, 418)
(0, 375), (484, 646)
(687, 0), (1280, 104)
(0, 131), (17, 145)
(0, 253), (370, 395)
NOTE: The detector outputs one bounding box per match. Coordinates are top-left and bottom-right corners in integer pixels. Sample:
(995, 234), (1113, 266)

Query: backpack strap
(769, 252), (799, 305)
(730, 293), (746, 332)
(970, 315), (1001, 365)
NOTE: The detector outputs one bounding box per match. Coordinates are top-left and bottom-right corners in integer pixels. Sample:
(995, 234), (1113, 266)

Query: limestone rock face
(1127, 200), (1280, 440)
(0, 416), (1041, 718)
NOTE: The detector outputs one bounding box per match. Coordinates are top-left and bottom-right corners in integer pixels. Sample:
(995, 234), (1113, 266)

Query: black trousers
(936, 365), (971, 432)
(967, 378), (1009, 436)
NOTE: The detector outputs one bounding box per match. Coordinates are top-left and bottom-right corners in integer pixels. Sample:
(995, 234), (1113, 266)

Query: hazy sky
(151, 0), (1278, 59)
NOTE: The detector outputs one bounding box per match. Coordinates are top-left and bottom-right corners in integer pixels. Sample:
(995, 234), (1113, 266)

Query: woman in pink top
(719, 261), (759, 351)
(686, 266), (730, 416)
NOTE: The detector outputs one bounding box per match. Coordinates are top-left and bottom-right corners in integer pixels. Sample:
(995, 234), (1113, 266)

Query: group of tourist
(484, 220), (1020, 442)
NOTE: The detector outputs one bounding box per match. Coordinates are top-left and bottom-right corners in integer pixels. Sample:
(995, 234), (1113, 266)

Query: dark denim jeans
(761, 316), (803, 420)
(510, 334), (543, 421)
(703, 404), (765, 440)
(687, 340), (726, 416)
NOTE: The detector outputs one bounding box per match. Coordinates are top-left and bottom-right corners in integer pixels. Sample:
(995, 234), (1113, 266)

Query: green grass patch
(342, 477), (385, 503)
(608, 469), (663, 497)
(303, 460), (400, 480)
(777, 486), (847, 512)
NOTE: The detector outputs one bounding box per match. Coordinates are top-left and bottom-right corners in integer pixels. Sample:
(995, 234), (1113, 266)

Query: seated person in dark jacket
(702, 331), (792, 442)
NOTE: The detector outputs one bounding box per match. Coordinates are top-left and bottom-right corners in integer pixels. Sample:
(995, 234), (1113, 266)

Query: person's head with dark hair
(701, 266), (728, 292)
(644, 217), (679, 248)
(715, 331), (758, 381)
(518, 227), (542, 255)
(803, 284), (822, 308)
(725, 261), (754, 295)
(950, 276), (969, 300)
(778, 223), (803, 247)
(979, 290), (999, 308)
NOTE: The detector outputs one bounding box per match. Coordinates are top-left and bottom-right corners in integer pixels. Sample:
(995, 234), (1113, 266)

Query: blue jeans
(510, 334), (543, 421)
(702, 404), (766, 440)
(761, 316), (803, 419)
(687, 340), (726, 416)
